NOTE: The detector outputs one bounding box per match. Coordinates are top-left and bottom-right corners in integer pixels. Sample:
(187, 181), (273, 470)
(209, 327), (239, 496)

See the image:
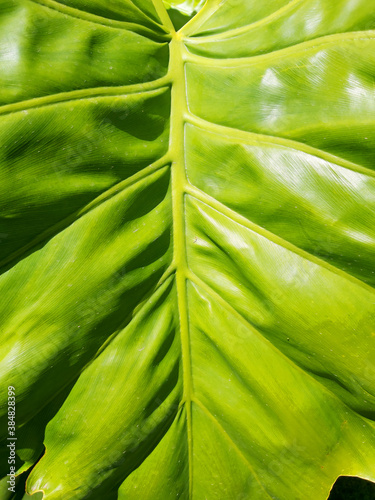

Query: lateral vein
(185, 184), (375, 295)
(186, 113), (375, 179)
(0, 77), (171, 117)
(28, 0), (168, 39)
(192, 397), (274, 500)
(0, 156), (170, 272)
(169, 35), (194, 499)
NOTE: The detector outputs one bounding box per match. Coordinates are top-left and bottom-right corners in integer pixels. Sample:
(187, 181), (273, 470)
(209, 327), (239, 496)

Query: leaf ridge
(28, 0), (168, 38)
(187, 274), (375, 429)
(13, 271), (177, 469)
(0, 157), (170, 274)
(184, 186), (375, 294)
(193, 322), (267, 412)
(185, 30), (375, 65)
(93, 264), (177, 359)
(185, 114), (375, 179)
(186, 0), (303, 40)
(0, 78), (170, 117)
(192, 398), (274, 499)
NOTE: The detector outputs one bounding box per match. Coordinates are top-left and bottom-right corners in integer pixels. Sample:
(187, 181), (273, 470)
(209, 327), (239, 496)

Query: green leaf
(0, 0), (375, 498)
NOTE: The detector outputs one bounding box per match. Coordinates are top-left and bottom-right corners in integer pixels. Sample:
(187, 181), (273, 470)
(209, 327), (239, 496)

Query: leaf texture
(0, 0), (375, 499)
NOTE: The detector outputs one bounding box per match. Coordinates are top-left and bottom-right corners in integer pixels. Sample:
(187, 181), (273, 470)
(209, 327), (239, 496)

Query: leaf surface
(0, 1), (375, 498)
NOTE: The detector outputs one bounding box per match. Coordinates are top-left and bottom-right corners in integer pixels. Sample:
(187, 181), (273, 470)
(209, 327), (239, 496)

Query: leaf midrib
(169, 33), (194, 499)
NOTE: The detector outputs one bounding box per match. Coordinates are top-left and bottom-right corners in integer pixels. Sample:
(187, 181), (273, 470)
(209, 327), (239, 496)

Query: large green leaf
(0, 0), (375, 498)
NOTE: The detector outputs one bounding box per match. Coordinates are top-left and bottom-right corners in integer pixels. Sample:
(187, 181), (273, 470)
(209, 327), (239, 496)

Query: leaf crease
(0, 157), (170, 273)
(28, 0), (168, 39)
(192, 398), (274, 499)
(186, 113), (375, 178)
(0, 79), (171, 117)
(184, 186), (375, 294)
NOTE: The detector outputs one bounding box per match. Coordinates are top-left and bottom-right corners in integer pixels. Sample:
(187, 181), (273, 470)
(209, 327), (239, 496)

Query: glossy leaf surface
(0, 0), (375, 498)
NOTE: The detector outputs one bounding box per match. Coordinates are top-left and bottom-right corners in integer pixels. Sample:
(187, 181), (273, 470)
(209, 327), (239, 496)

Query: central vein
(169, 34), (194, 497)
